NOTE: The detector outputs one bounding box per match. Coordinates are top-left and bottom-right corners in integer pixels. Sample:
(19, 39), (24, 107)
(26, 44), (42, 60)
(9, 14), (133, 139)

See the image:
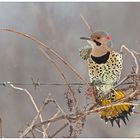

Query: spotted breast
(88, 50), (123, 95)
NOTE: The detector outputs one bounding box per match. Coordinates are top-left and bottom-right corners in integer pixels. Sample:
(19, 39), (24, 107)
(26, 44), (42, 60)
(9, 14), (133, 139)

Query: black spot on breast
(112, 94), (115, 97)
(99, 73), (102, 76)
(117, 65), (119, 68)
(90, 67), (94, 69)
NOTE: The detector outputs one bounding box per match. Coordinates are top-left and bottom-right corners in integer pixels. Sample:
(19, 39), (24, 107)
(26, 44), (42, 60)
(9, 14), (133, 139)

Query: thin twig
(34, 100), (140, 128)
(80, 14), (93, 33)
(7, 82), (40, 114)
(20, 95), (67, 138)
(115, 75), (131, 88)
(0, 28), (88, 86)
(19, 95), (53, 138)
(121, 45), (139, 74)
(39, 46), (77, 105)
(134, 111), (140, 115)
(45, 110), (61, 136)
(49, 123), (69, 138)
(34, 128), (43, 134)
(30, 130), (36, 138)
(52, 99), (66, 115)
(0, 117), (2, 138)
(33, 114), (69, 129)
(7, 81), (49, 137)
(132, 50), (140, 55)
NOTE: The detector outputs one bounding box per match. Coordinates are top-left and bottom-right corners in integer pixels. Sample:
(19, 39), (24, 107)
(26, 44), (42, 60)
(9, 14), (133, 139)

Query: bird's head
(80, 31), (113, 55)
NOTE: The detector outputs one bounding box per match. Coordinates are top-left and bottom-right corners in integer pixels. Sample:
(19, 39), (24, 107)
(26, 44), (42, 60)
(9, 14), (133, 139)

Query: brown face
(90, 33), (106, 47)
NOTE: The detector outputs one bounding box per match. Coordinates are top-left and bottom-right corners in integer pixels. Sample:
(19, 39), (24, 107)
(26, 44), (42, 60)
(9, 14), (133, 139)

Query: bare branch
(0, 28), (88, 86)
(39, 46), (77, 105)
(121, 45), (139, 74)
(0, 117), (2, 138)
(20, 95), (54, 138)
(34, 97), (140, 129)
(7, 82), (48, 137)
(80, 14), (93, 33)
(45, 110), (61, 136)
(49, 123), (69, 138)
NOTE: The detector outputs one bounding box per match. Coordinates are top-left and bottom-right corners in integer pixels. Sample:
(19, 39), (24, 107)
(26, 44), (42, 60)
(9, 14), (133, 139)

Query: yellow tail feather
(99, 90), (134, 127)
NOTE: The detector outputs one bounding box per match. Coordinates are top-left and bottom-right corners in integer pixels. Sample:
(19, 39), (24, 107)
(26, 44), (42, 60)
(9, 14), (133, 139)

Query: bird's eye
(97, 37), (100, 40)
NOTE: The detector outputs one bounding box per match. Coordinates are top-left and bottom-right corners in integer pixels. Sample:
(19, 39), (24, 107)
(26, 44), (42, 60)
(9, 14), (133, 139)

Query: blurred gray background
(0, 2), (139, 138)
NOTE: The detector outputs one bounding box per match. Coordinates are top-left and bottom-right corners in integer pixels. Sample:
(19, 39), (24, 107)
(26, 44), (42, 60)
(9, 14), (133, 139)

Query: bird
(79, 31), (122, 96)
(79, 31), (134, 127)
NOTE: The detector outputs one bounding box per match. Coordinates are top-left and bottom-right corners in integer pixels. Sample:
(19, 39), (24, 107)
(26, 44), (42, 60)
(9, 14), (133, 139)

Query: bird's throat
(91, 51), (110, 64)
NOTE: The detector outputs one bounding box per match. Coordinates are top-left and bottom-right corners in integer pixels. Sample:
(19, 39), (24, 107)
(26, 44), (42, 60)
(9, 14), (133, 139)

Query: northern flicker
(79, 31), (134, 127)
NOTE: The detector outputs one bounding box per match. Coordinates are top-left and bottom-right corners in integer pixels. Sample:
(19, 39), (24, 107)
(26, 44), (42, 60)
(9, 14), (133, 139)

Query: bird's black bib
(91, 51), (110, 64)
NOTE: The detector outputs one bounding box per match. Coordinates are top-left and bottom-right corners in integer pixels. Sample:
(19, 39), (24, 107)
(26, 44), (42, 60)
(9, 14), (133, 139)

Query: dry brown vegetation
(0, 27), (139, 138)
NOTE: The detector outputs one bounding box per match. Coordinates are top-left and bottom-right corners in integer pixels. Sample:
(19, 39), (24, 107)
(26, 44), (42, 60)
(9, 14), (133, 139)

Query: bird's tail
(99, 90), (134, 127)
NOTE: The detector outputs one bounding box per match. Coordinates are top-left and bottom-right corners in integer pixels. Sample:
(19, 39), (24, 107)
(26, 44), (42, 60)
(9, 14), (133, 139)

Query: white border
(1, 0), (140, 2)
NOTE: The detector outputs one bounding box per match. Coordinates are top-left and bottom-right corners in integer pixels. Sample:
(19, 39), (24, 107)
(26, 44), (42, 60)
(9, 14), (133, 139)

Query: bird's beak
(80, 37), (96, 48)
(80, 37), (90, 40)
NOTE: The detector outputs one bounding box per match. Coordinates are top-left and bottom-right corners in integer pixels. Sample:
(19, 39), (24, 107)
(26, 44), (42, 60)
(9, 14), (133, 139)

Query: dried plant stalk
(0, 117), (2, 138)
(0, 28), (88, 86)
(49, 123), (69, 138)
(80, 14), (93, 33)
(7, 82), (47, 138)
(120, 45), (139, 74)
(39, 46), (77, 105)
